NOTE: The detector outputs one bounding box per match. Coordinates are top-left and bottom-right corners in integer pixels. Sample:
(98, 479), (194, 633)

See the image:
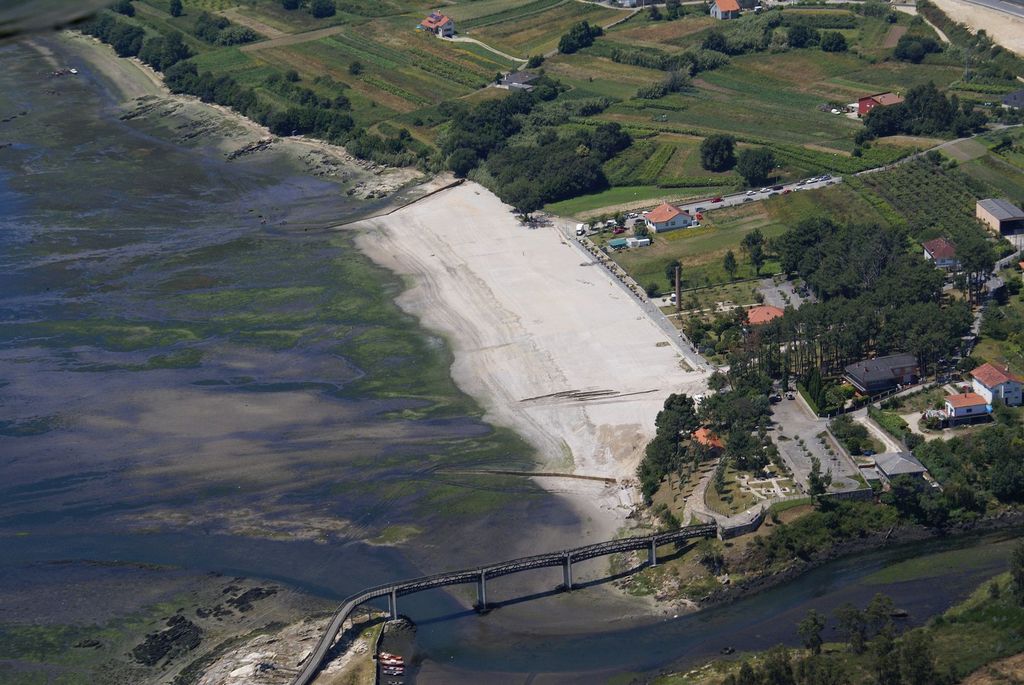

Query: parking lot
(771, 393), (864, 493)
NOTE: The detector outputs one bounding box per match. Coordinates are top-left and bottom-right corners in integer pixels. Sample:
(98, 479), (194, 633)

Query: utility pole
(674, 265), (682, 314)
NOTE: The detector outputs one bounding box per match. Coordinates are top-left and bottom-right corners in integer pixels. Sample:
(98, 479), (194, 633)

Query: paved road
(674, 176), (841, 217)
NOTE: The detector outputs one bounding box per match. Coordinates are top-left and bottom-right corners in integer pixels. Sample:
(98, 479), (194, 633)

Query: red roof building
(971, 362), (1023, 407)
(711, 0), (740, 19)
(643, 201), (693, 233)
(858, 92), (904, 117)
(419, 12), (455, 37)
(692, 427), (725, 451)
(922, 237), (959, 269)
(945, 392), (990, 421)
(746, 304), (784, 326)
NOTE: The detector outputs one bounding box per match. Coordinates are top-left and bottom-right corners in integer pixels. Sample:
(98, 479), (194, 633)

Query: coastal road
(674, 175), (842, 218)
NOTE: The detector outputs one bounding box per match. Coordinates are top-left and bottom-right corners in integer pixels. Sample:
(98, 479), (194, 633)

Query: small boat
(890, 608), (909, 619)
(720, 646), (736, 655)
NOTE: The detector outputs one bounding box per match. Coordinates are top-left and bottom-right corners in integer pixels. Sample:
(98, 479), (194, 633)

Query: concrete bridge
(290, 523), (717, 685)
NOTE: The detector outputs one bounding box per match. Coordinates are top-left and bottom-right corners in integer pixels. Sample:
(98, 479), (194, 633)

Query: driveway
(771, 394), (863, 492)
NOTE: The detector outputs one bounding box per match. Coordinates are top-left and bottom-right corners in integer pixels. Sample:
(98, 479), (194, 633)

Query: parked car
(743, 197), (753, 202)
(783, 189), (792, 194)
(746, 190), (756, 195)
(786, 392), (795, 400)
(694, 206), (706, 212)
(821, 174), (832, 181)
(760, 187), (771, 193)
(612, 227), (626, 234)
(711, 196), (724, 203)
(772, 184), (784, 191)
(797, 180), (806, 186)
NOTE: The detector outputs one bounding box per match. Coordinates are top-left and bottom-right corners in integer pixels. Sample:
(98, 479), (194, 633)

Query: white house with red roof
(711, 0), (740, 19)
(643, 201), (694, 233)
(944, 392), (990, 423)
(419, 11), (454, 38)
(922, 237), (959, 270)
(971, 362), (1023, 406)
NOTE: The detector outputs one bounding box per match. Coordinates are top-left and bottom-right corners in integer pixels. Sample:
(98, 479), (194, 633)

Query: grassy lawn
(891, 387), (949, 414)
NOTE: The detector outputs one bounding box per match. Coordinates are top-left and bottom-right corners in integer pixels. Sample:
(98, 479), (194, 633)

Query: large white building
(971, 362), (1023, 406)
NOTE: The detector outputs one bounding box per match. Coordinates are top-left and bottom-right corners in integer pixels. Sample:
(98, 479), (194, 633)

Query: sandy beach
(930, 0), (1024, 56)
(357, 182), (709, 538)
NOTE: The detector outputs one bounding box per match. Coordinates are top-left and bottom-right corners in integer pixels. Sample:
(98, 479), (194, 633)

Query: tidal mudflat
(0, 34), (588, 684)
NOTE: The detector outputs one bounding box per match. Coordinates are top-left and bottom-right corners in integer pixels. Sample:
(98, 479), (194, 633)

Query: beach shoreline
(929, 0), (1024, 56)
(355, 182), (709, 542)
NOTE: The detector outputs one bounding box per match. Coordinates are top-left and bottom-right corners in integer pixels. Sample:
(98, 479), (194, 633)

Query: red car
(612, 227), (626, 234)
(782, 189), (792, 194)
(711, 196), (724, 203)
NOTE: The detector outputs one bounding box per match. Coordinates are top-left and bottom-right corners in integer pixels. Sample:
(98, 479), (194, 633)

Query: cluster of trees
(635, 70), (691, 100)
(701, 12), (785, 56)
(755, 217), (972, 379)
(282, 0), (337, 18)
(861, 82), (988, 140)
(608, 45), (731, 77)
(914, 420), (1024, 508)
(700, 134), (735, 172)
(636, 393), (701, 502)
(81, 9), (422, 166)
(736, 147), (776, 186)
(893, 34), (942, 63)
(647, 0), (690, 21)
(785, 25), (847, 52)
(193, 11), (259, 46)
(557, 21), (603, 54)
(443, 86), (631, 212)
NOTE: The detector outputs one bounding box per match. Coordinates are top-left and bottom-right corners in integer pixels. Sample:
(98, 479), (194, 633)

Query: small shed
(626, 237), (651, 248)
(499, 71), (539, 91)
(608, 238), (628, 250)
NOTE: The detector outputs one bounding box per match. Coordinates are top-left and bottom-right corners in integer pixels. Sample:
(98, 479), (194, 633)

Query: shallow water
(0, 33), (583, 677)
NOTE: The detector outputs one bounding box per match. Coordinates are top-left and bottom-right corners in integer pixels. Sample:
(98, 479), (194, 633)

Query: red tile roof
(420, 12), (452, 29)
(692, 427), (724, 450)
(971, 362), (1022, 388)
(644, 201), (686, 223)
(946, 392), (988, 409)
(715, 0), (741, 11)
(922, 237), (957, 260)
(746, 304), (784, 326)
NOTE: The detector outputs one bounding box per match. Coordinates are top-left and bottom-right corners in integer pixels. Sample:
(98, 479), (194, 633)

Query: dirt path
(882, 24), (908, 48)
(446, 35), (527, 62)
(220, 7), (286, 40)
(240, 24), (347, 52)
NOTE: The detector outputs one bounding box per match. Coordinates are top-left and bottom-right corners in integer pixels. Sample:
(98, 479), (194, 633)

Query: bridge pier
(476, 571), (487, 611)
(388, 589), (398, 620)
(562, 554), (573, 591)
(648, 539), (657, 567)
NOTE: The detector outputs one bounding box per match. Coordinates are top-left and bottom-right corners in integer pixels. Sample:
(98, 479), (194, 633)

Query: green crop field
(467, 1), (624, 56)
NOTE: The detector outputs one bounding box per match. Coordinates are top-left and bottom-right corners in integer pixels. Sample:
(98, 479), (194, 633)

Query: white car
(746, 190), (756, 196)
(760, 187), (771, 193)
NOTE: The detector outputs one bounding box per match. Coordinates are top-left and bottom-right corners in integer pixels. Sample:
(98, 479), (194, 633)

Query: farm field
(465, 1), (625, 57)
